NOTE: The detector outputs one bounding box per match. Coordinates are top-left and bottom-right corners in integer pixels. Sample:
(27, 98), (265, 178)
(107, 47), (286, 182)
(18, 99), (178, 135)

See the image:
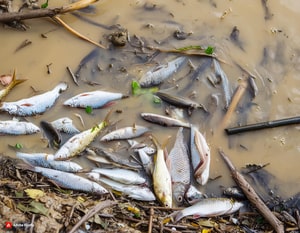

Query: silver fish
(51, 117), (80, 134)
(100, 125), (149, 141)
(213, 58), (232, 109)
(64, 90), (127, 108)
(0, 82), (68, 116)
(139, 57), (186, 87)
(16, 152), (83, 173)
(32, 166), (108, 194)
(173, 198), (244, 222)
(127, 139), (156, 154)
(137, 148), (153, 175)
(141, 112), (190, 128)
(53, 117), (108, 160)
(167, 127), (190, 206)
(89, 174), (156, 201)
(190, 125), (210, 185)
(91, 168), (146, 185)
(185, 185), (205, 205)
(0, 120), (40, 135)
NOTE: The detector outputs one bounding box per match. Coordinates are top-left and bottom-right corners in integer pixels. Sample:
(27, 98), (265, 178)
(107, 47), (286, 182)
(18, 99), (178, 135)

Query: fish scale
(167, 127), (191, 205)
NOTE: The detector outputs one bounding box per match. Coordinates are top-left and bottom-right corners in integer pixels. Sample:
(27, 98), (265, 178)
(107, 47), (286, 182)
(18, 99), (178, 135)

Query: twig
(66, 66), (79, 86)
(148, 207), (154, 233)
(29, 214), (35, 233)
(0, 0), (98, 23)
(68, 200), (117, 233)
(219, 149), (285, 233)
(225, 116), (300, 135)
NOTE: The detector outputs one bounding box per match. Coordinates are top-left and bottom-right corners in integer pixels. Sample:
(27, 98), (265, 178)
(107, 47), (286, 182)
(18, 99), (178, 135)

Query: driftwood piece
(0, 0), (98, 23)
(219, 149), (285, 233)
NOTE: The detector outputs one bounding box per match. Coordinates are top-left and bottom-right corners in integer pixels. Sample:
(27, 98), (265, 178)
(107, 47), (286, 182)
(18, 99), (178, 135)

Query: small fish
(185, 185), (205, 205)
(137, 148), (153, 175)
(152, 136), (172, 207)
(40, 120), (62, 148)
(127, 139), (156, 154)
(141, 112), (190, 128)
(155, 90), (206, 115)
(223, 187), (245, 199)
(0, 82), (68, 116)
(100, 125), (149, 141)
(28, 166), (108, 195)
(139, 57), (186, 87)
(190, 125), (210, 185)
(91, 168), (146, 185)
(53, 115), (108, 160)
(0, 69), (26, 101)
(51, 117), (80, 134)
(173, 198), (244, 222)
(64, 90), (127, 108)
(167, 127), (190, 206)
(16, 152), (83, 173)
(0, 119), (40, 135)
(89, 174), (156, 201)
(213, 59), (231, 109)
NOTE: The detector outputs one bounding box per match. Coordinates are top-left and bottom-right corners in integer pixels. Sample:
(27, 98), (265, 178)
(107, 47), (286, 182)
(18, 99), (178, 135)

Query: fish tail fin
(103, 108), (113, 126)
(9, 69), (27, 87)
(121, 94), (129, 99)
(16, 160), (35, 171)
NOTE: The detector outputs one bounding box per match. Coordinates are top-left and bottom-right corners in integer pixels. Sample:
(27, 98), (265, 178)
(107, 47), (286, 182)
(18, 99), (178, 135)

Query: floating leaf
(15, 143), (23, 149)
(25, 189), (45, 199)
(131, 81), (158, 95)
(41, 0), (49, 8)
(205, 46), (214, 55)
(131, 81), (141, 95)
(153, 95), (161, 104)
(85, 106), (93, 114)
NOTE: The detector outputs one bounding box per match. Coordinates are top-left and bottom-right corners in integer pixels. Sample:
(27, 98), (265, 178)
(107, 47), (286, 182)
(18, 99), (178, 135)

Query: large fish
(53, 114), (109, 160)
(100, 125), (149, 141)
(0, 69), (26, 101)
(90, 168), (146, 185)
(173, 198), (244, 222)
(16, 152), (83, 173)
(64, 90), (127, 108)
(141, 112), (190, 128)
(88, 174), (156, 201)
(152, 136), (172, 207)
(139, 57), (186, 87)
(0, 82), (68, 116)
(190, 125), (210, 185)
(28, 166), (108, 195)
(0, 119), (40, 135)
(167, 128), (190, 206)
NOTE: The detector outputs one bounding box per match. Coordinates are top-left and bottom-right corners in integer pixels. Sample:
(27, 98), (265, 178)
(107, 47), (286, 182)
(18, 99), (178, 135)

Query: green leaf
(176, 45), (202, 51)
(41, 0), (49, 8)
(205, 46), (214, 55)
(15, 143), (23, 149)
(131, 81), (159, 95)
(17, 201), (48, 216)
(85, 106), (93, 114)
(153, 96), (161, 104)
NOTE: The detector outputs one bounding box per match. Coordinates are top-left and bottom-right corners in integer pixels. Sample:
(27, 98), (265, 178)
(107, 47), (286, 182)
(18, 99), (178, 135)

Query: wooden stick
(0, 0), (98, 22)
(68, 200), (117, 233)
(148, 207), (154, 233)
(219, 149), (284, 233)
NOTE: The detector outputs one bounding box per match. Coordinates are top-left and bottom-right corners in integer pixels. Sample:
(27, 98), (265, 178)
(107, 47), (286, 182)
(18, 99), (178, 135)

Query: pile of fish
(0, 55), (246, 222)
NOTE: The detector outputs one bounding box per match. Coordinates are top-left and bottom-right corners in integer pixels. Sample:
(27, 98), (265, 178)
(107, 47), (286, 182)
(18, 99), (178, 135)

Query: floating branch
(219, 149), (284, 233)
(225, 116), (300, 135)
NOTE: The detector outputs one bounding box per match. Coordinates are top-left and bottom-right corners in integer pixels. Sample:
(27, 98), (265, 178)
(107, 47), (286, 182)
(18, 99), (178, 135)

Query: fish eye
(177, 195), (183, 203)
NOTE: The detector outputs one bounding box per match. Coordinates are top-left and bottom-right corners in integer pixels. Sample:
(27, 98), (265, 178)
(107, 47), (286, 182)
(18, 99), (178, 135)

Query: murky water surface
(0, 0), (299, 197)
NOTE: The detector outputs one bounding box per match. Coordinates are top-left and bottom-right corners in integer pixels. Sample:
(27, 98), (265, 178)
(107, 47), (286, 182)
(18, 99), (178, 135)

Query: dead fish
(185, 185), (205, 205)
(0, 69), (26, 101)
(53, 116), (108, 160)
(173, 198), (244, 222)
(0, 119), (40, 135)
(136, 148), (153, 175)
(91, 168), (146, 185)
(152, 136), (172, 207)
(190, 125), (210, 185)
(213, 59), (231, 109)
(0, 82), (68, 116)
(40, 120), (62, 148)
(155, 90), (207, 115)
(127, 139), (156, 155)
(16, 152), (83, 173)
(89, 146), (142, 169)
(139, 56), (186, 87)
(64, 90), (128, 108)
(141, 112), (190, 128)
(167, 127), (190, 206)
(26, 166), (108, 195)
(89, 174), (156, 201)
(100, 125), (149, 141)
(51, 117), (80, 134)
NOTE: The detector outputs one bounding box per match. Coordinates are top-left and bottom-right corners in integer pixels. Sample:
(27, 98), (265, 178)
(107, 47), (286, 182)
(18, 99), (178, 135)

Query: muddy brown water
(0, 0), (299, 199)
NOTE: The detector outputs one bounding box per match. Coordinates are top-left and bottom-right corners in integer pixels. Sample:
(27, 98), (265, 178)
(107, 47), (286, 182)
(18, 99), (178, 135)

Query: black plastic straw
(225, 116), (300, 135)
